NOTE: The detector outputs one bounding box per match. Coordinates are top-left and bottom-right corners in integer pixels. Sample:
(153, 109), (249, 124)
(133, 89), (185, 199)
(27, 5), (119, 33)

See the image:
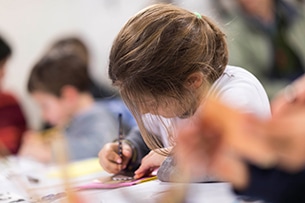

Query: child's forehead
(133, 95), (180, 107)
(135, 94), (163, 102)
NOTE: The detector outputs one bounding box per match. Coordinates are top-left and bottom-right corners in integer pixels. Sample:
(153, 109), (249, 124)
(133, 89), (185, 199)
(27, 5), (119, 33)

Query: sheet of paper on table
(0, 157), (240, 203)
(47, 158), (102, 178)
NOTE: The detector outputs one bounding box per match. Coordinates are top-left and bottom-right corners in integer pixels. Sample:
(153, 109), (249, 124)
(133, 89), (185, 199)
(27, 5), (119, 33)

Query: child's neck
(74, 93), (95, 115)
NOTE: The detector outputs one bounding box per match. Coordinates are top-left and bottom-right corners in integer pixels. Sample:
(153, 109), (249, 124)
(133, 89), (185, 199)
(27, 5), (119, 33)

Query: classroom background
(0, 0), (215, 130)
(1, 0), (304, 130)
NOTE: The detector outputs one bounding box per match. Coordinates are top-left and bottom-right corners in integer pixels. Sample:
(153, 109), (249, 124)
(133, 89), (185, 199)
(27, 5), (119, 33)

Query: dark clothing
(222, 0), (305, 98)
(241, 0), (304, 82)
(90, 80), (118, 99)
(124, 127), (150, 172)
(270, 0), (304, 81)
(236, 163), (305, 203)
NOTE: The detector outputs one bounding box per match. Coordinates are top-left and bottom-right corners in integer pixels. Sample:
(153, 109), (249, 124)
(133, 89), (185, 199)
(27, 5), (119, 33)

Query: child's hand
(18, 130), (52, 163)
(175, 119), (250, 189)
(272, 74), (305, 115)
(134, 149), (166, 179)
(175, 99), (274, 189)
(98, 141), (133, 174)
(267, 104), (305, 172)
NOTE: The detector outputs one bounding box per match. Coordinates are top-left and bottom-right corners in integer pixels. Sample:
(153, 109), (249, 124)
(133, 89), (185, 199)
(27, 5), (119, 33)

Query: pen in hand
(113, 114), (134, 181)
(118, 113), (123, 162)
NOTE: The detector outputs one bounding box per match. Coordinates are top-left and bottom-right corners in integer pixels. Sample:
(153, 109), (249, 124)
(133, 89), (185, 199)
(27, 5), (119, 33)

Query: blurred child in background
(0, 35), (27, 155)
(217, 0), (305, 98)
(46, 37), (136, 133)
(175, 74), (305, 202)
(18, 50), (118, 163)
(45, 37), (117, 100)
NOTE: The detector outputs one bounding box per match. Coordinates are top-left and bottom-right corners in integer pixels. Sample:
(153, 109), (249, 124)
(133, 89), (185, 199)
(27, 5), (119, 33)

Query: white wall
(0, 0), (213, 129)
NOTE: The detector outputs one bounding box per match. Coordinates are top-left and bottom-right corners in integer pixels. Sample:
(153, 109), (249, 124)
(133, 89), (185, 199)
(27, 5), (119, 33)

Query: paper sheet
(47, 158), (103, 178)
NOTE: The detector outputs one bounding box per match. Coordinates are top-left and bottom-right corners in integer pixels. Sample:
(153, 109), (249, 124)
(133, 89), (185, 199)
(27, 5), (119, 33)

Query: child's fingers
(134, 163), (149, 179)
(104, 142), (122, 164)
(133, 172), (145, 179)
(134, 161), (149, 179)
(100, 150), (122, 173)
(134, 167), (156, 179)
(98, 143), (122, 173)
(134, 150), (166, 179)
(107, 150), (122, 164)
(134, 161), (156, 179)
(292, 75), (305, 104)
(272, 76), (305, 115)
(121, 143), (133, 169)
(102, 162), (122, 174)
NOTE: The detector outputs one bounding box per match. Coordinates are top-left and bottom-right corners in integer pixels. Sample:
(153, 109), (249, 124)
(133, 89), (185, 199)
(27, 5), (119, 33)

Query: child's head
(108, 4), (228, 149)
(0, 35), (12, 86)
(28, 55), (91, 126)
(46, 37), (89, 65)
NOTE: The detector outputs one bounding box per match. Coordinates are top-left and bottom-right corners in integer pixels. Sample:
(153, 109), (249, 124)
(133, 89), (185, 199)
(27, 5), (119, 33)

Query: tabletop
(0, 156), (241, 203)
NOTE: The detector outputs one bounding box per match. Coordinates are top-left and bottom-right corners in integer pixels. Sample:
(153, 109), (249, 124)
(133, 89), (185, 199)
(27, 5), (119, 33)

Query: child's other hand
(134, 149), (166, 179)
(98, 141), (132, 174)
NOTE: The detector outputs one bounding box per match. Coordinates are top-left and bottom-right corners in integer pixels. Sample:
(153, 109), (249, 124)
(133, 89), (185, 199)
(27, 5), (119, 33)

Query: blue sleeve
(65, 107), (117, 161)
(235, 163), (305, 203)
(98, 98), (137, 133)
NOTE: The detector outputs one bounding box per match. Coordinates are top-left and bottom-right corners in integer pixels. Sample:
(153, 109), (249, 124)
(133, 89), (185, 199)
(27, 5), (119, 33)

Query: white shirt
(144, 65), (271, 147)
(209, 65), (271, 119)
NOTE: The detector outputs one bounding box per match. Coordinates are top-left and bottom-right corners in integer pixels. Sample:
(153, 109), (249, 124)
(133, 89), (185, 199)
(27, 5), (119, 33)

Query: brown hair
(28, 54), (90, 97)
(109, 4), (228, 150)
(46, 37), (89, 64)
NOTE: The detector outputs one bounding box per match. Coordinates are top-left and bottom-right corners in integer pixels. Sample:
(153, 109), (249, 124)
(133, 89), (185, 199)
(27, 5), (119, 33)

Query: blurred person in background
(45, 37), (117, 100)
(0, 34), (27, 155)
(18, 53), (118, 163)
(45, 37), (136, 134)
(216, 0), (305, 99)
(175, 74), (305, 203)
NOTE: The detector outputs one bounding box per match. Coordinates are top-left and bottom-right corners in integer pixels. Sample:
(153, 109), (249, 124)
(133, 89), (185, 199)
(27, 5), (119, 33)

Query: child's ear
(61, 85), (78, 102)
(185, 72), (204, 89)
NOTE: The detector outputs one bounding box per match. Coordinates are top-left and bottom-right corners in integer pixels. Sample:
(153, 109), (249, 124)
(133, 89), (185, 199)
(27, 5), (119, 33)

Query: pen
(135, 176), (157, 184)
(118, 113), (123, 160)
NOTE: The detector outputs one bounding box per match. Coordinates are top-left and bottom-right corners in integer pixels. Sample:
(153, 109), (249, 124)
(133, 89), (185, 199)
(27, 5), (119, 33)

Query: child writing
(18, 50), (118, 163)
(99, 3), (271, 181)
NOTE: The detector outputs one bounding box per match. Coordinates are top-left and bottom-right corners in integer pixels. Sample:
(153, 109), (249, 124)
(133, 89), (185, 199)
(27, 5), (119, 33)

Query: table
(0, 157), (240, 203)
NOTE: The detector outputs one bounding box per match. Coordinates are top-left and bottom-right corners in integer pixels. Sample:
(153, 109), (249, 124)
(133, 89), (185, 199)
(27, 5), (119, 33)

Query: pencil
(118, 113), (123, 159)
